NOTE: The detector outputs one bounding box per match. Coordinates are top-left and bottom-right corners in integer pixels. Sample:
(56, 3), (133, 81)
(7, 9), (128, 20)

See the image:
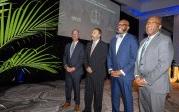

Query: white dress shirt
(135, 32), (159, 78)
(70, 41), (78, 58)
(116, 33), (126, 54)
(137, 32), (158, 66)
(109, 33), (127, 76)
(90, 39), (100, 55)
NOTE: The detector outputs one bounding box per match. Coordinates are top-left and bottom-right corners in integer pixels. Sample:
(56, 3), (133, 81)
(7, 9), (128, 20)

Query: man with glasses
(107, 19), (139, 112)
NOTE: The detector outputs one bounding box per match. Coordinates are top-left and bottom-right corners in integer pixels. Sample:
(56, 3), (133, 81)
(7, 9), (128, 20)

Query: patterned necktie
(139, 38), (149, 64)
(70, 42), (75, 58)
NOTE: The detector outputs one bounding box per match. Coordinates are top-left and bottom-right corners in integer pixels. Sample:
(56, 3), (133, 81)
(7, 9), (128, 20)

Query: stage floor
(0, 80), (179, 112)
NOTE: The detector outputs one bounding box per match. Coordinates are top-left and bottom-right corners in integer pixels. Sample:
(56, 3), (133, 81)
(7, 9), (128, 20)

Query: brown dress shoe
(74, 104), (80, 112)
(62, 102), (71, 109)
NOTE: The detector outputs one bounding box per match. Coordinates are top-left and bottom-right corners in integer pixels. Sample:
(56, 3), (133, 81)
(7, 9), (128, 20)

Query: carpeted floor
(0, 80), (179, 112)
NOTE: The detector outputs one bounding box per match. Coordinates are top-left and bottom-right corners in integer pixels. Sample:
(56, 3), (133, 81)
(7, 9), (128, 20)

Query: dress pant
(84, 76), (104, 112)
(139, 86), (166, 112)
(111, 77), (133, 112)
(65, 73), (81, 104)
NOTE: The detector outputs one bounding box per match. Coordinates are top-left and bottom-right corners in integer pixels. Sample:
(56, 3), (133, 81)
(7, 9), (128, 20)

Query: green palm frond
(0, 0), (9, 7)
(0, 0), (61, 48)
(0, 0), (62, 74)
(0, 45), (61, 74)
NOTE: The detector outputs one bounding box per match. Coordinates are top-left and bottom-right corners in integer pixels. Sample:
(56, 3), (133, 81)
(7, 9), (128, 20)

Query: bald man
(107, 19), (139, 112)
(62, 29), (85, 112)
(134, 16), (174, 112)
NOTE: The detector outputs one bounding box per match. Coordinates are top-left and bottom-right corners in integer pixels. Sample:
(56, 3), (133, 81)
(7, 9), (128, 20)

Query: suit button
(140, 63), (143, 66)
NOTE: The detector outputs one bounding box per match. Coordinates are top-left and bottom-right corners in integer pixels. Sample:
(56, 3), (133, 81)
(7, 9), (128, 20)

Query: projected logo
(71, 16), (82, 23)
(90, 9), (100, 25)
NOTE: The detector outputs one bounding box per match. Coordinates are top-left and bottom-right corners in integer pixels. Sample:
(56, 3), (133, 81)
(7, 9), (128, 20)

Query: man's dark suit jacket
(63, 42), (84, 75)
(85, 40), (108, 80)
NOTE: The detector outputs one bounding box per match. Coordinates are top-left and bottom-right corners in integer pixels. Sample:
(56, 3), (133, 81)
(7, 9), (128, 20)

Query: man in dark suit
(107, 19), (138, 112)
(135, 16), (174, 112)
(62, 29), (85, 112)
(83, 28), (108, 112)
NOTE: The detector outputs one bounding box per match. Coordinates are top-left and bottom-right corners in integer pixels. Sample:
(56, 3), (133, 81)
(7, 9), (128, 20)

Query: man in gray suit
(62, 29), (84, 112)
(135, 16), (174, 112)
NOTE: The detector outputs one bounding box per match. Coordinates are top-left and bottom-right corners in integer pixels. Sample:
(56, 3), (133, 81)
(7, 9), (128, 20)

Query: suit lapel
(70, 42), (79, 58)
(113, 37), (117, 54)
(88, 42), (92, 57)
(90, 41), (101, 57)
(68, 43), (71, 58)
(143, 33), (160, 57)
(116, 34), (128, 55)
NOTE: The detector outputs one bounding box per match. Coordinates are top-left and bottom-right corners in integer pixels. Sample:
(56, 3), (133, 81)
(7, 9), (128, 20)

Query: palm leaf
(0, 0), (62, 74)
(0, 46), (61, 74)
(0, 0), (60, 48)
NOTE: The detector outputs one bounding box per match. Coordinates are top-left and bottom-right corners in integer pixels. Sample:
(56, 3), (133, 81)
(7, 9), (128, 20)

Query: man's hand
(135, 76), (147, 87)
(111, 70), (122, 77)
(70, 67), (76, 72)
(65, 66), (71, 72)
(65, 66), (76, 73)
(86, 66), (93, 74)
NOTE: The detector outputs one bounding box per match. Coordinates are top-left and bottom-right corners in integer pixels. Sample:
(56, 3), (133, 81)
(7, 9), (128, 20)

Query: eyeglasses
(118, 24), (128, 26)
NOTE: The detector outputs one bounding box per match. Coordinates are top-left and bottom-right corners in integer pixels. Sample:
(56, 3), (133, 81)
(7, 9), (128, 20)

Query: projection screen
(58, 0), (120, 42)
